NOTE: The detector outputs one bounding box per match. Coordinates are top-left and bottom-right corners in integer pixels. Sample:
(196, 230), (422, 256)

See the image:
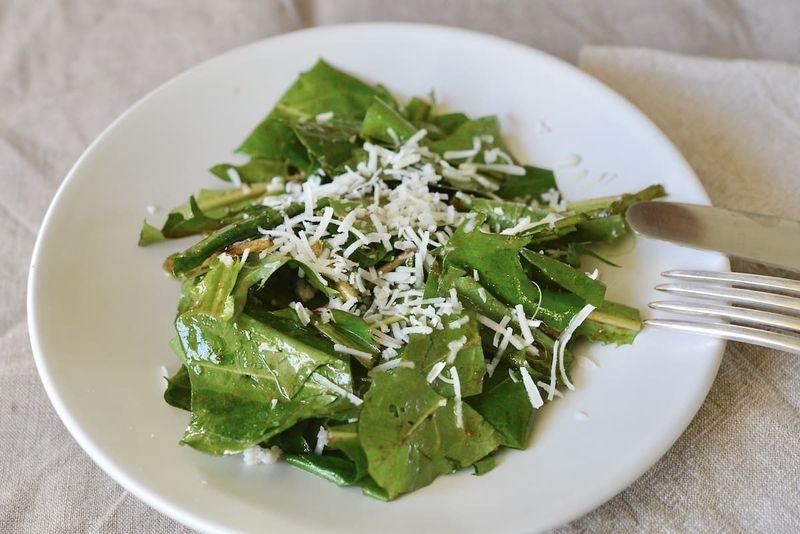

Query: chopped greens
(144, 59), (664, 500)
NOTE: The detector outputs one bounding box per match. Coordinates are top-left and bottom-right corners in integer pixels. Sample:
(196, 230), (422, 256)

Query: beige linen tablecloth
(2, 1), (799, 531)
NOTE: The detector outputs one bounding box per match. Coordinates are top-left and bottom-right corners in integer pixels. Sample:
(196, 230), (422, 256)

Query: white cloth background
(2, 1), (799, 531)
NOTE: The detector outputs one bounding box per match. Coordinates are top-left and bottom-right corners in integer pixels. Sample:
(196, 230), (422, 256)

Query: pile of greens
(140, 59), (664, 501)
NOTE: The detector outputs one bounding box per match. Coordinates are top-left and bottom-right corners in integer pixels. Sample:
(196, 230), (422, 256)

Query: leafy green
(237, 59), (393, 171)
(167, 204), (301, 278)
(472, 454), (497, 476)
(467, 362), (535, 449)
(315, 309), (380, 358)
(176, 311), (356, 454)
(496, 165), (557, 202)
(146, 59), (658, 501)
(359, 368), (502, 499)
(520, 249), (606, 307)
(210, 159), (286, 184)
(163, 364), (191, 411)
(139, 221), (166, 246)
(361, 98), (417, 145)
(401, 310), (485, 397)
(428, 116), (506, 157)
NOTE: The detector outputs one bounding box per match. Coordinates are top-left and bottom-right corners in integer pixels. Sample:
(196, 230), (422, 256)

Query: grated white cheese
(312, 374), (363, 406)
(478, 287), (487, 302)
(315, 111), (334, 123)
(218, 253), (234, 267)
(514, 304), (535, 345)
(426, 361), (447, 383)
(472, 163), (526, 176)
(445, 336), (468, 364)
(443, 137), (481, 160)
(450, 367), (463, 428)
(550, 303), (596, 398)
(243, 445), (282, 465)
(448, 315), (470, 330)
(333, 343), (373, 365)
(314, 426), (329, 455)
(291, 301), (311, 326)
(519, 366), (544, 409)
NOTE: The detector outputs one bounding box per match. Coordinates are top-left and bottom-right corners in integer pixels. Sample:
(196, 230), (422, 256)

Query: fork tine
(656, 283), (800, 314)
(645, 319), (800, 354)
(649, 301), (800, 333)
(663, 270), (800, 295)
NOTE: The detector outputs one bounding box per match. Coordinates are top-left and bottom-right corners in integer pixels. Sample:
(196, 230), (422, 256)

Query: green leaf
(359, 367), (502, 500)
(191, 255), (244, 318)
(315, 309), (380, 358)
(175, 310), (356, 455)
(472, 454), (497, 476)
(163, 364), (191, 411)
(468, 197), (545, 230)
(288, 259), (339, 298)
(578, 301), (641, 345)
(467, 361), (535, 449)
(401, 310), (486, 398)
(237, 59), (393, 171)
(520, 249), (606, 307)
(161, 196), (218, 239)
(360, 98), (417, 145)
(138, 220), (166, 246)
(430, 112), (469, 136)
(496, 165), (556, 202)
(403, 96), (431, 123)
(286, 454), (361, 486)
(571, 214), (628, 242)
(293, 120), (362, 172)
(285, 421), (373, 487)
(167, 204), (301, 278)
(428, 116), (507, 159)
(232, 255), (291, 313)
(210, 159), (286, 184)
(440, 220), (548, 324)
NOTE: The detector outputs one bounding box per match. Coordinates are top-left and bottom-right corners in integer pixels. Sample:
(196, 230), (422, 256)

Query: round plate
(28, 23), (727, 533)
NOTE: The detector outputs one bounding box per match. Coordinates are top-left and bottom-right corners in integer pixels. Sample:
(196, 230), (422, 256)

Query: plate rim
(27, 21), (728, 534)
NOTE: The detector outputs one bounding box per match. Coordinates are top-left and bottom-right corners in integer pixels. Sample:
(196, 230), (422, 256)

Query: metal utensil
(646, 270), (800, 354)
(626, 202), (800, 271)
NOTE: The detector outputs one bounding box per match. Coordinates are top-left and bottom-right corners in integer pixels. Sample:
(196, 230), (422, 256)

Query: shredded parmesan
(450, 367), (463, 428)
(315, 111), (334, 123)
(333, 343), (373, 365)
(519, 366), (544, 409)
(243, 445), (282, 465)
(314, 426), (329, 455)
(445, 336), (468, 364)
(426, 361), (447, 383)
(514, 304), (535, 345)
(550, 304), (596, 398)
(312, 374), (363, 406)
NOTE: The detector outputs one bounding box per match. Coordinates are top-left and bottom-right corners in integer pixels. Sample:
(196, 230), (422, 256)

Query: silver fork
(645, 270), (800, 354)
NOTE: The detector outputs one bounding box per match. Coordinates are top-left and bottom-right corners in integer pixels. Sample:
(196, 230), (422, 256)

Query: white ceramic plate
(29, 23), (727, 533)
